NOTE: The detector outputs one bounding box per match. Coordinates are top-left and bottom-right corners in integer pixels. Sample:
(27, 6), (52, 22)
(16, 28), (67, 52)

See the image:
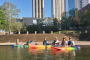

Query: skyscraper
(75, 0), (90, 10)
(32, 0), (44, 18)
(68, 0), (75, 11)
(51, 0), (66, 21)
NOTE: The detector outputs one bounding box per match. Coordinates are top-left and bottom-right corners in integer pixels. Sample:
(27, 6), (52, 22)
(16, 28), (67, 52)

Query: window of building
(33, 20), (37, 24)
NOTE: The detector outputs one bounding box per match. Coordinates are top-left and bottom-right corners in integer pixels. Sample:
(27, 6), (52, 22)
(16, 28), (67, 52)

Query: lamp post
(9, 13), (11, 34)
(57, 22), (58, 28)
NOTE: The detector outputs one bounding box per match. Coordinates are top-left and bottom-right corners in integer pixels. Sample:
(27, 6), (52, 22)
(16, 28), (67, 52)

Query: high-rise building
(32, 0), (44, 18)
(68, 0), (75, 11)
(75, 0), (90, 10)
(66, 0), (75, 17)
(51, 0), (66, 21)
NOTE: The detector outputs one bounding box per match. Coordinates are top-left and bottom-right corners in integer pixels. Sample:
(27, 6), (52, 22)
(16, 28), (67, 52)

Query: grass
(54, 30), (85, 34)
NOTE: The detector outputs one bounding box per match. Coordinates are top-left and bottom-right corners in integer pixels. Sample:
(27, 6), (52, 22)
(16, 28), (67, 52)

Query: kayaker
(52, 37), (59, 45)
(61, 38), (68, 47)
(68, 37), (75, 47)
(26, 40), (32, 45)
(43, 37), (48, 45)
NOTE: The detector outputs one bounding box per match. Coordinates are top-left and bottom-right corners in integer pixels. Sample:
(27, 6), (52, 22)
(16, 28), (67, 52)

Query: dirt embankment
(0, 33), (90, 43)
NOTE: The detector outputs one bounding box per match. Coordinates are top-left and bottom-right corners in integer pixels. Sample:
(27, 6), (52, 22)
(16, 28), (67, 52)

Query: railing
(0, 30), (88, 35)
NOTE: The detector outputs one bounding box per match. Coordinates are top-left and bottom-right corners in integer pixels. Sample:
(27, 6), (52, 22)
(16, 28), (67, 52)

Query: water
(0, 45), (90, 60)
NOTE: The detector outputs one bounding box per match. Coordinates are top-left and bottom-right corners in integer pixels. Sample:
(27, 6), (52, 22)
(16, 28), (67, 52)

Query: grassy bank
(54, 30), (85, 34)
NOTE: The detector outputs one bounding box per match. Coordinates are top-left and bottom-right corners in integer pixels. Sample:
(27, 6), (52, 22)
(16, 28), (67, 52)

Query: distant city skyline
(32, 0), (44, 18)
(0, 0), (51, 18)
(51, 0), (66, 21)
(68, 0), (75, 11)
(75, 0), (90, 10)
(1, 0), (90, 18)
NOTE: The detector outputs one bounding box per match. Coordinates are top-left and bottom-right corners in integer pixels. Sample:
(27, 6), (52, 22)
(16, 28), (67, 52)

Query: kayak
(52, 49), (76, 56)
(11, 45), (28, 48)
(28, 44), (52, 49)
(52, 46), (80, 51)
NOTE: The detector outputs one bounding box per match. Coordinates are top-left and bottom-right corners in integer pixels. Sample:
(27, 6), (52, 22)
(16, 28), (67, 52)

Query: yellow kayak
(28, 44), (52, 49)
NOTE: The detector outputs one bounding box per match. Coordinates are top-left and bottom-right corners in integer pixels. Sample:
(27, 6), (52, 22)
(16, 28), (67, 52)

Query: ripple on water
(0, 45), (90, 60)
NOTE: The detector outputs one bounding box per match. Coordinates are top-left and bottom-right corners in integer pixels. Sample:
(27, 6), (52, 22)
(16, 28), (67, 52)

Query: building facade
(32, 0), (44, 18)
(17, 17), (53, 26)
(66, 0), (75, 17)
(51, 0), (66, 21)
(68, 0), (75, 11)
(75, 0), (90, 10)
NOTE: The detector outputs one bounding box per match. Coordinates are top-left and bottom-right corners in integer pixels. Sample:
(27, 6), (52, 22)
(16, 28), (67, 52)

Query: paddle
(30, 40), (33, 43)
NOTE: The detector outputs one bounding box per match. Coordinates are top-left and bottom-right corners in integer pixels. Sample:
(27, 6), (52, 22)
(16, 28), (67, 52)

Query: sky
(0, 0), (68, 18)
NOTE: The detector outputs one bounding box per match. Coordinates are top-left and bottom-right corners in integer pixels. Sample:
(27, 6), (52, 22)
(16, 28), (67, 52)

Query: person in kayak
(43, 37), (48, 45)
(25, 40), (32, 45)
(52, 37), (59, 45)
(68, 37), (75, 47)
(61, 38), (68, 47)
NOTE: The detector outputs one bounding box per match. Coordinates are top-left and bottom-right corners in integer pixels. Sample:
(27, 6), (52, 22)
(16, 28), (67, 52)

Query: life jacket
(53, 40), (57, 44)
(43, 40), (48, 45)
(68, 41), (72, 45)
(61, 40), (65, 46)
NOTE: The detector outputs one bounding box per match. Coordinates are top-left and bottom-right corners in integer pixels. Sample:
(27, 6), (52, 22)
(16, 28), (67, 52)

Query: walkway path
(0, 41), (90, 45)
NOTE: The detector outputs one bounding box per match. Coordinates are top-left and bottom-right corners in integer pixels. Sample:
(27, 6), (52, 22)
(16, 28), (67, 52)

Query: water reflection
(1, 45), (90, 60)
(51, 49), (76, 60)
(28, 49), (48, 60)
(28, 48), (76, 60)
(0, 46), (29, 60)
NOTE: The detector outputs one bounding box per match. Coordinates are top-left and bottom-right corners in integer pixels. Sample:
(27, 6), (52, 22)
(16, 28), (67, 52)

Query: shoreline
(0, 41), (90, 45)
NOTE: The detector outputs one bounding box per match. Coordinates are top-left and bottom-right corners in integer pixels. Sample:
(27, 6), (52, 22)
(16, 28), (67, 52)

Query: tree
(20, 23), (27, 33)
(0, 10), (9, 30)
(74, 8), (90, 27)
(45, 17), (52, 20)
(0, 1), (20, 21)
(53, 18), (58, 27)
(61, 12), (67, 30)
(52, 18), (58, 31)
(0, 1), (20, 32)
(81, 9), (90, 26)
(10, 18), (25, 33)
(37, 19), (44, 32)
(27, 24), (40, 33)
(61, 9), (78, 30)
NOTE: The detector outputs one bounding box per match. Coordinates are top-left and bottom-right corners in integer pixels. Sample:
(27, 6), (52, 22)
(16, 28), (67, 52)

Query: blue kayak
(11, 45), (28, 48)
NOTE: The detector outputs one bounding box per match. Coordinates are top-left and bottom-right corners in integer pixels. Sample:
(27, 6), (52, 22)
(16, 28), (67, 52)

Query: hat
(63, 37), (65, 39)
(69, 37), (71, 39)
(55, 37), (57, 39)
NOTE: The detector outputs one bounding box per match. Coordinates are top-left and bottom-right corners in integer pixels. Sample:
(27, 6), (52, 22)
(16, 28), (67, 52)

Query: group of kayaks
(11, 44), (81, 51)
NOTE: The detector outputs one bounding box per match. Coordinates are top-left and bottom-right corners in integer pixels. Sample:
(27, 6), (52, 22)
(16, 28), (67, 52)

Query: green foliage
(0, 1), (20, 21)
(81, 9), (90, 26)
(75, 8), (90, 27)
(43, 26), (51, 33)
(0, 10), (9, 30)
(27, 19), (44, 33)
(10, 18), (26, 32)
(61, 12), (68, 30)
(27, 24), (58, 33)
(69, 9), (75, 17)
(53, 18), (58, 27)
(61, 12), (74, 30)
(0, 1), (26, 33)
(20, 24), (27, 33)
(52, 18), (58, 31)
(27, 24), (40, 33)
(61, 8), (90, 30)
(54, 30), (85, 34)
